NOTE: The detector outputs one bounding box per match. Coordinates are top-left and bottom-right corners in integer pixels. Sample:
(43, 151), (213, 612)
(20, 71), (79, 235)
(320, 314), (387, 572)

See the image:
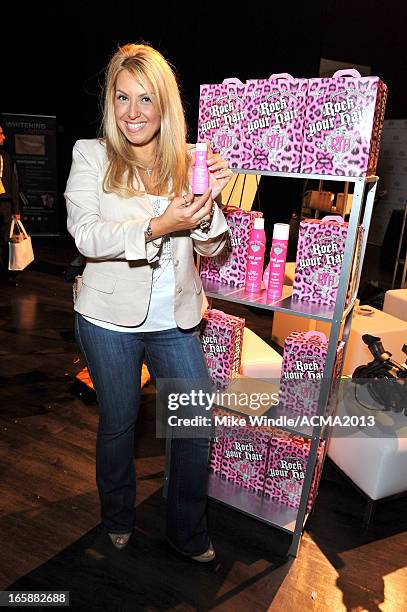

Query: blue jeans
(75, 314), (211, 556)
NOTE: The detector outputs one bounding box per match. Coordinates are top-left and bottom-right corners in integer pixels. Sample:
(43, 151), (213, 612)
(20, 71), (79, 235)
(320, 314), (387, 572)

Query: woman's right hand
(153, 188), (213, 235)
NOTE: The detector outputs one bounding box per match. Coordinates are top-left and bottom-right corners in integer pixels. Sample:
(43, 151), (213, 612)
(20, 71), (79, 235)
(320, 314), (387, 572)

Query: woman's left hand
(191, 143), (233, 201)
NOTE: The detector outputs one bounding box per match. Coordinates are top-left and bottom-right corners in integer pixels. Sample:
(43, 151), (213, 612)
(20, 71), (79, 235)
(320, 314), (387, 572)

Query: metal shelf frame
(286, 174), (378, 556)
(201, 279), (357, 323)
(232, 168), (379, 184)
(206, 472), (306, 533)
(391, 201), (407, 289)
(164, 172), (378, 558)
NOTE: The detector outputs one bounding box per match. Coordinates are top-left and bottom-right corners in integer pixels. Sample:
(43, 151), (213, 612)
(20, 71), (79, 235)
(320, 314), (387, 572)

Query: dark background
(2, 0), (406, 235)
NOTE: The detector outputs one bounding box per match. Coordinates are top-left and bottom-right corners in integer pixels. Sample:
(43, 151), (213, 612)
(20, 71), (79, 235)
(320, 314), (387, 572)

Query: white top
(83, 195), (176, 333)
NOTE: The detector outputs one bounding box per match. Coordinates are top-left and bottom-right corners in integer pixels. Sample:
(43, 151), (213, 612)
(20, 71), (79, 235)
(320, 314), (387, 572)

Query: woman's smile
(125, 121), (147, 133)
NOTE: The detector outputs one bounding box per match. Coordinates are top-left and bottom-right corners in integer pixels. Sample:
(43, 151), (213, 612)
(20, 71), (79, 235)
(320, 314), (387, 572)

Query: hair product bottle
(245, 217), (266, 293)
(192, 142), (209, 195)
(266, 223), (289, 302)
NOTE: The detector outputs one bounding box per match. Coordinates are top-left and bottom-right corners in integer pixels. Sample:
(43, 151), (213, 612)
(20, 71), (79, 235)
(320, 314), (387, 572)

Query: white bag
(8, 219), (35, 271)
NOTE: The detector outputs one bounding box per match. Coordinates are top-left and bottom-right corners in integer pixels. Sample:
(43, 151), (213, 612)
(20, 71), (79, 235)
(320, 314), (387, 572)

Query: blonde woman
(65, 43), (232, 561)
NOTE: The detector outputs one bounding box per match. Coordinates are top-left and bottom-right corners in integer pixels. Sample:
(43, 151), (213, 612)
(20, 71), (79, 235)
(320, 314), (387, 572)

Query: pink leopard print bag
(200, 309), (245, 389)
(292, 215), (362, 307)
(279, 330), (345, 417)
(240, 73), (308, 173)
(200, 207), (263, 288)
(198, 77), (246, 168)
(301, 68), (387, 176)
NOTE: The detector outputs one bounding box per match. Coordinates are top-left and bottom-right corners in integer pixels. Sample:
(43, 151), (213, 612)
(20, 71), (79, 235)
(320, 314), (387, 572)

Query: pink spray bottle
(245, 217), (266, 293)
(191, 142), (209, 195)
(266, 223), (289, 302)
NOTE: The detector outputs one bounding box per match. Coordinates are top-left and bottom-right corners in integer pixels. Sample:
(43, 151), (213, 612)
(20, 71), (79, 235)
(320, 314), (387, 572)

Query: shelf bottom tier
(207, 472), (309, 534)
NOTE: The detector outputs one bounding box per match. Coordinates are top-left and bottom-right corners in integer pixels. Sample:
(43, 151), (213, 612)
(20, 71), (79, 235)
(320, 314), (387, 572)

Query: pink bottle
(192, 142), (209, 195)
(245, 217), (266, 293)
(266, 223), (289, 302)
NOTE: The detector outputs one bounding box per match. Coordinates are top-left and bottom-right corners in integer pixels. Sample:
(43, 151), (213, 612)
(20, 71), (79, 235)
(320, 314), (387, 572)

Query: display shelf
(207, 472), (308, 533)
(232, 168), (379, 184)
(165, 171), (378, 558)
(203, 278), (356, 324)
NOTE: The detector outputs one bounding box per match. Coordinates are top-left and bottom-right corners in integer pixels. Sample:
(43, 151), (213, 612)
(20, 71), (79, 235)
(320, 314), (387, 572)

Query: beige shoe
(108, 532), (132, 550)
(191, 542), (215, 563)
(167, 537), (216, 562)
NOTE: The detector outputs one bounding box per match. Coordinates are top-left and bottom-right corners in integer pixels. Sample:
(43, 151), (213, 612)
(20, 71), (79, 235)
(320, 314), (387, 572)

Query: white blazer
(64, 139), (228, 328)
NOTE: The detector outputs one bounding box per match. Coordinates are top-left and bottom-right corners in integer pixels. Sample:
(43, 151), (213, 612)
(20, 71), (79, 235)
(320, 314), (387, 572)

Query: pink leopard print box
(198, 78), (247, 168)
(208, 407), (271, 495)
(292, 215), (361, 307)
(200, 207), (263, 287)
(220, 426), (271, 494)
(301, 69), (387, 176)
(200, 309), (245, 390)
(264, 429), (325, 511)
(208, 407), (229, 476)
(240, 74), (308, 173)
(279, 330), (345, 417)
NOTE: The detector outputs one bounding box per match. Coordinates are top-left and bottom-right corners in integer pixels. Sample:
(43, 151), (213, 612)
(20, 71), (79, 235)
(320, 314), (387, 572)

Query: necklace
(137, 164), (154, 177)
(136, 153), (157, 178)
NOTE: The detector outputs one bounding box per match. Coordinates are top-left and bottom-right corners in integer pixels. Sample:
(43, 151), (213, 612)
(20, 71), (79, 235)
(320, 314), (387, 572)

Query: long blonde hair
(102, 43), (189, 197)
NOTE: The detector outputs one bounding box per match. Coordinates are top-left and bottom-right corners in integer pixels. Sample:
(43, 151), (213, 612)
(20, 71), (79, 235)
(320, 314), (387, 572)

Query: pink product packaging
(200, 207), (263, 287)
(198, 78), (247, 168)
(208, 433), (224, 476)
(221, 427), (270, 494)
(264, 429), (325, 511)
(266, 223), (290, 302)
(209, 407), (271, 494)
(279, 330), (345, 417)
(301, 69), (388, 176)
(245, 217), (266, 293)
(240, 74), (308, 173)
(208, 407), (229, 476)
(191, 142), (209, 194)
(292, 215), (362, 307)
(200, 309), (245, 389)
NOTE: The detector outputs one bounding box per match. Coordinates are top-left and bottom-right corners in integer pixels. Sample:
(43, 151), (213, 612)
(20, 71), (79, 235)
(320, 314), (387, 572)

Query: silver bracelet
(144, 216), (162, 247)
